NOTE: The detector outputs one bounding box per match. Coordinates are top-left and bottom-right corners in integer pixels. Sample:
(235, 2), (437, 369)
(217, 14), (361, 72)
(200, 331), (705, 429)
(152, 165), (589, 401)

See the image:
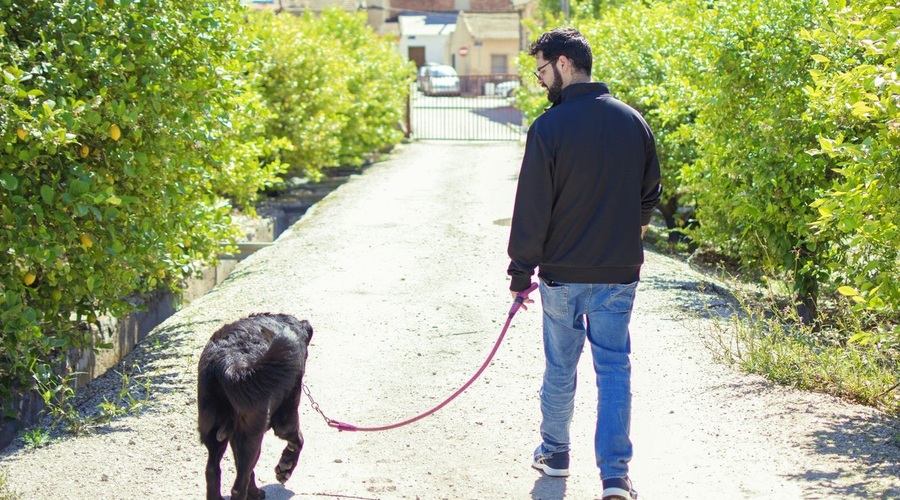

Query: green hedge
(0, 0), (256, 406)
(803, 0), (900, 341)
(246, 9), (413, 180)
(0, 1), (410, 411)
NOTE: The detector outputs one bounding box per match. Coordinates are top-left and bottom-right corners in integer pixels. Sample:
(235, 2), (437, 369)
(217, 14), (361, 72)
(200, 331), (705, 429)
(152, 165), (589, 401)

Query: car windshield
(431, 67), (456, 77)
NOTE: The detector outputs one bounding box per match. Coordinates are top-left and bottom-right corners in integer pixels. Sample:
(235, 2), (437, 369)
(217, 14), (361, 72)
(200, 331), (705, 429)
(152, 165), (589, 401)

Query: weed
(97, 364), (152, 420)
(20, 428), (51, 449)
(30, 361), (155, 441)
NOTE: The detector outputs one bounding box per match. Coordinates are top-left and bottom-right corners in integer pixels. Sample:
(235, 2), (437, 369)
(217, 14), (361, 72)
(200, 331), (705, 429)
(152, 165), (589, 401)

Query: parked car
(493, 79), (520, 97)
(417, 63), (439, 92)
(421, 65), (460, 96)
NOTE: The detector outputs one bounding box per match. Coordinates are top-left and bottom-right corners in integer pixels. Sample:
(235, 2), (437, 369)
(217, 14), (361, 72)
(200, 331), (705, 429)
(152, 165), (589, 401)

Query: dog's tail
(219, 330), (305, 412)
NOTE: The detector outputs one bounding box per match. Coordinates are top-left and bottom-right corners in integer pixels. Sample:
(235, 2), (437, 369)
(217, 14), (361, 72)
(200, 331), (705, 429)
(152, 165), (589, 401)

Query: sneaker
(531, 447), (569, 477)
(602, 476), (638, 500)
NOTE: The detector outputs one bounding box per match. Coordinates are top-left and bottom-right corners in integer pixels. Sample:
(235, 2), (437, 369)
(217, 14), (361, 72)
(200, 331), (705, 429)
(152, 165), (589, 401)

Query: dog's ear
(300, 320), (313, 343)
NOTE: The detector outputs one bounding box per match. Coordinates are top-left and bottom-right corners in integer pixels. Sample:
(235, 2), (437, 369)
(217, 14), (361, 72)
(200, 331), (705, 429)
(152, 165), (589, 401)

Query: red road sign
(458, 46), (469, 57)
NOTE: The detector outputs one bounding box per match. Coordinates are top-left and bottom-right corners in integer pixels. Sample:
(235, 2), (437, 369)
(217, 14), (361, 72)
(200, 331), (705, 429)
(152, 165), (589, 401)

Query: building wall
(449, 11), (520, 76)
(452, 38), (519, 75)
(401, 34), (452, 65)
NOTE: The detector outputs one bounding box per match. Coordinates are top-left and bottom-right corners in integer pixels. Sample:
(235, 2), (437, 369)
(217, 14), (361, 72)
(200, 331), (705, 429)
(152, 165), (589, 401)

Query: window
(491, 55), (508, 75)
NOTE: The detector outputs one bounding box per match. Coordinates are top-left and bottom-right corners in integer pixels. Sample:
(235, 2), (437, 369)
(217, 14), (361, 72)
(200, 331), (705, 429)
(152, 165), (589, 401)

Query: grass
(645, 225), (900, 416)
(700, 272), (900, 416)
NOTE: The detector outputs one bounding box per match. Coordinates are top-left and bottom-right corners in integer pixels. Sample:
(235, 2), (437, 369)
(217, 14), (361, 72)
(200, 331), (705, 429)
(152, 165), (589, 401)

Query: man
(506, 28), (661, 500)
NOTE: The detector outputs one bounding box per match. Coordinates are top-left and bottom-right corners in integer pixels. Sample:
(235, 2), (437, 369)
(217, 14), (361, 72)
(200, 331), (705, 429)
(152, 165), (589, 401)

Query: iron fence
(409, 74), (525, 141)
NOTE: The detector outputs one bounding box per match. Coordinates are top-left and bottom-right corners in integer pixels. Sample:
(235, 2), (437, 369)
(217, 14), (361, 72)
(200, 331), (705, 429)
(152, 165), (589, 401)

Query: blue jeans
(536, 279), (637, 481)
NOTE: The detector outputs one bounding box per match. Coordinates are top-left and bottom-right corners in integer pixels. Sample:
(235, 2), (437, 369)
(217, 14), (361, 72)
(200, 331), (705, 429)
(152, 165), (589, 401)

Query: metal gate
(408, 74), (524, 141)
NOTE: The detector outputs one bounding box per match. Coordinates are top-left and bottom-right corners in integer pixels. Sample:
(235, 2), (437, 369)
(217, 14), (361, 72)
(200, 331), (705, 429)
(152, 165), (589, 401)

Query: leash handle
(509, 282), (539, 316)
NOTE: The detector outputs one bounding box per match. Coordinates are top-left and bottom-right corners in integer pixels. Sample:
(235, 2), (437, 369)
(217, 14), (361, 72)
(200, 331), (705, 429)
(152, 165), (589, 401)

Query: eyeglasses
(533, 60), (556, 81)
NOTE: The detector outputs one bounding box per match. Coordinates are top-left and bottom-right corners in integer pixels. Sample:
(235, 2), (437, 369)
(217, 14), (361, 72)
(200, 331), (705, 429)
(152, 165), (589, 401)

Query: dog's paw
(275, 462), (293, 484)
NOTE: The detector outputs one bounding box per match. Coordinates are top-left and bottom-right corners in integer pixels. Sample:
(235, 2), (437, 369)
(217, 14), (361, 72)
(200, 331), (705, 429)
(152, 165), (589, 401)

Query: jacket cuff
(509, 275), (533, 292)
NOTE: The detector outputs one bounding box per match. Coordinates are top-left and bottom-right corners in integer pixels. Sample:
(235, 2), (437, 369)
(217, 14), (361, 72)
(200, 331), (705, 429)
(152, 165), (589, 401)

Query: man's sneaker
(602, 476), (638, 500)
(531, 448), (569, 477)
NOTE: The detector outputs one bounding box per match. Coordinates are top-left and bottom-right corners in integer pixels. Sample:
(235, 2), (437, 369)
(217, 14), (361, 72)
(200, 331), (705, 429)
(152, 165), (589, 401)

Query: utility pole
(561, 0), (569, 20)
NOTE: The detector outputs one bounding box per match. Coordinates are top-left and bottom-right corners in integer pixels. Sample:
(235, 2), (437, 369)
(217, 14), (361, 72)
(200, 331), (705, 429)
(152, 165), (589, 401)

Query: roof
(458, 12), (520, 40)
(398, 12), (457, 37)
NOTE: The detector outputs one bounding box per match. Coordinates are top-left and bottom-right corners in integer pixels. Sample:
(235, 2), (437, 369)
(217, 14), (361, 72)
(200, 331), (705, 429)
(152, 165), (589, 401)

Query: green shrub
(247, 9), (412, 181)
(803, 0), (900, 342)
(0, 0), (274, 406)
(0, 1), (411, 416)
(679, 0), (831, 318)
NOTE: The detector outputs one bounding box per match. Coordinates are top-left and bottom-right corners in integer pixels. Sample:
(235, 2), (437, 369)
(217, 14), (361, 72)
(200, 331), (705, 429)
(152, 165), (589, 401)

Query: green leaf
(0, 173), (18, 191)
(836, 286), (859, 297)
(40, 185), (55, 204)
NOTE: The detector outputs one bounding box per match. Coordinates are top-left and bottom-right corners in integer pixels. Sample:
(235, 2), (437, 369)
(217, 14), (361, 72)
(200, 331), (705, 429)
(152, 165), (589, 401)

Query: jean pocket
(539, 278), (568, 319)
(597, 282), (638, 313)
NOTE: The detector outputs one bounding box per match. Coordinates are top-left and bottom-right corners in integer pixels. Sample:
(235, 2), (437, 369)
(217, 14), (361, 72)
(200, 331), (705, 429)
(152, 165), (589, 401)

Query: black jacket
(507, 82), (662, 292)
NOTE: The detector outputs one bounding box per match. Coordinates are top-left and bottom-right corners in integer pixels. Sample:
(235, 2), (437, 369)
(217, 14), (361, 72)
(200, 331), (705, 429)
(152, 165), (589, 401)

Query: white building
(397, 12), (457, 68)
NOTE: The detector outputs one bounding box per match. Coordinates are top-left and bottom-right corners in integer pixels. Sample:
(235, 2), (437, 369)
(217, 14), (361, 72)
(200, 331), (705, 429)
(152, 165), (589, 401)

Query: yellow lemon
(79, 144), (90, 158)
(109, 124), (121, 141)
(80, 232), (93, 248)
(17, 127), (26, 141)
(23, 272), (36, 286)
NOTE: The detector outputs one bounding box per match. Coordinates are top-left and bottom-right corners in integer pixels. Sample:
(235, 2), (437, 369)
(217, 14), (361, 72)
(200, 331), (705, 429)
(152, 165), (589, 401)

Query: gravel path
(1, 141), (898, 499)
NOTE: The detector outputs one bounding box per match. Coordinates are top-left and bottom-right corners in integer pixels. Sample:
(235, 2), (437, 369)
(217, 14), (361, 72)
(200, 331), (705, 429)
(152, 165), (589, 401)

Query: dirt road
(1, 141), (898, 499)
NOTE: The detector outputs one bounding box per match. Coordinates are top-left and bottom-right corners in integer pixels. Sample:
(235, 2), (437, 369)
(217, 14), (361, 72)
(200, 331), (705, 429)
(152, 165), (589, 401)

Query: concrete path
(1, 141), (898, 499)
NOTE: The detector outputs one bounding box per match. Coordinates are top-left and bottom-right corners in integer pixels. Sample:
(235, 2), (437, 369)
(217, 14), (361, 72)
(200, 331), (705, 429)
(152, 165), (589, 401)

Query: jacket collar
(550, 82), (611, 108)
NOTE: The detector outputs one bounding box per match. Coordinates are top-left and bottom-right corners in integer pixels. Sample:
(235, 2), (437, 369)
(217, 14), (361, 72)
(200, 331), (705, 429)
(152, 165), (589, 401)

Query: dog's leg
(202, 429), (228, 500)
(270, 388), (303, 484)
(229, 420), (267, 500)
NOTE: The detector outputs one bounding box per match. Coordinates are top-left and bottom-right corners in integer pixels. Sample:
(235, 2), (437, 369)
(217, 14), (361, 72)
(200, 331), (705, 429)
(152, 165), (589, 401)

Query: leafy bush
(678, 0), (832, 319)
(521, 0), (899, 405)
(803, 0), (900, 341)
(0, 1), (411, 416)
(246, 9), (412, 181)
(0, 0), (283, 408)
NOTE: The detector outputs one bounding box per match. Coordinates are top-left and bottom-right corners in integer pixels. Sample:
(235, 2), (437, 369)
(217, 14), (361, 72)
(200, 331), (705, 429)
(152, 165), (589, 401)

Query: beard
(545, 66), (564, 104)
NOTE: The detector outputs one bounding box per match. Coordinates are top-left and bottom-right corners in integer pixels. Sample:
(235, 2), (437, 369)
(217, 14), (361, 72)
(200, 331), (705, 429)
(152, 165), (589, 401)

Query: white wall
(398, 15), (456, 66)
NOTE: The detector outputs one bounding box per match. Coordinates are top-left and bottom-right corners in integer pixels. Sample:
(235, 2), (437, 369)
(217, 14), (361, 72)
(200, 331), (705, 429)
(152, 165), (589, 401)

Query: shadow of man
(530, 475), (568, 500)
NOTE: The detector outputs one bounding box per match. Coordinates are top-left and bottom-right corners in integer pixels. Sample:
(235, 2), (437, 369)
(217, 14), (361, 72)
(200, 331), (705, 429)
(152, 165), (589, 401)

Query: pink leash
(304, 282), (539, 432)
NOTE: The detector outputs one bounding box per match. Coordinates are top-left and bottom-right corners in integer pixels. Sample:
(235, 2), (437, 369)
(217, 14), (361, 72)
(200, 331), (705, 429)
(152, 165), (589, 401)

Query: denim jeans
(536, 278), (637, 481)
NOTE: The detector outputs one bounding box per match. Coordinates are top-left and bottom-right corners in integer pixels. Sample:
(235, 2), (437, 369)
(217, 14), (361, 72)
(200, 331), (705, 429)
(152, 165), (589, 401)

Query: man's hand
(641, 224), (649, 239)
(510, 290), (535, 311)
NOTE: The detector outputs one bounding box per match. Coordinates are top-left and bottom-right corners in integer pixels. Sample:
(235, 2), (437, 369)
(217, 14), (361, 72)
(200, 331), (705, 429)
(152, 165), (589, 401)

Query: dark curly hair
(528, 27), (592, 76)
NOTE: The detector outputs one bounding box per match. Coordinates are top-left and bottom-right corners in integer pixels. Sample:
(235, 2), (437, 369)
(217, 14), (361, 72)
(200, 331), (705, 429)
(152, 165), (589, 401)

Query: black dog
(197, 313), (313, 500)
